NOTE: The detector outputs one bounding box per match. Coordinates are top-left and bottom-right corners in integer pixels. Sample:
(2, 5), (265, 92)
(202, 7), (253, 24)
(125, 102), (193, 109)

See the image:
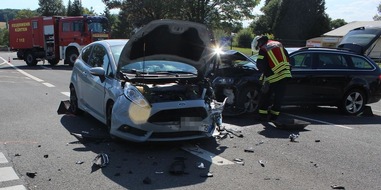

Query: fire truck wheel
(48, 58), (60, 66)
(65, 50), (78, 66)
(25, 52), (38, 66)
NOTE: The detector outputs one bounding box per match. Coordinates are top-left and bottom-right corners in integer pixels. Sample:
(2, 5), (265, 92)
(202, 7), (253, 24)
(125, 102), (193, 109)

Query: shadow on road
(59, 111), (225, 189)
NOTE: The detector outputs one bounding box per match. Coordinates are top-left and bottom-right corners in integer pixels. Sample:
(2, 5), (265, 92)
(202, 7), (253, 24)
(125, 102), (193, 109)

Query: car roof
(290, 47), (363, 55)
(99, 39), (129, 46)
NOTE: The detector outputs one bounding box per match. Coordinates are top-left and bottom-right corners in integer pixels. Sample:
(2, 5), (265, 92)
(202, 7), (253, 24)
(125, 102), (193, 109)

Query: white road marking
(0, 57), (44, 82)
(43, 82), (55, 87)
(285, 113), (353, 129)
(181, 144), (234, 166)
(0, 152), (8, 164)
(0, 167), (19, 182)
(0, 185), (28, 190)
(61, 92), (70, 97)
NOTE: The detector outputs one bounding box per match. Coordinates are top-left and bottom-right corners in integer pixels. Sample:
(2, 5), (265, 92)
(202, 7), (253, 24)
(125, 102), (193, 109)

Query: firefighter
(252, 35), (292, 121)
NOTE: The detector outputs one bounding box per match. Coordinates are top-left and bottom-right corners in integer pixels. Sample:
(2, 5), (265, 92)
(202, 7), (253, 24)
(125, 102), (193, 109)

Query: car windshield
(120, 60), (198, 75)
(110, 45), (125, 64)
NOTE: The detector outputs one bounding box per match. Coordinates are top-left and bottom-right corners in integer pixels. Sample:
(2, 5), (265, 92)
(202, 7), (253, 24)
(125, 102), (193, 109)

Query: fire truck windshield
(88, 22), (107, 33)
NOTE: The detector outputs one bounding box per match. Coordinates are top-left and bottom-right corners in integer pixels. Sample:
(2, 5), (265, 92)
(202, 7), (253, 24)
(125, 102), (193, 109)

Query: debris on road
(92, 153), (109, 168)
(315, 140), (321, 142)
(26, 172), (37, 178)
(44, 154), (48, 158)
(200, 172), (213, 177)
(70, 132), (110, 144)
(331, 185), (345, 189)
(244, 147), (254, 153)
(289, 134), (299, 142)
(233, 158), (244, 165)
(76, 161), (84, 165)
(258, 160), (265, 167)
(197, 162), (205, 169)
(57, 100), (71, 115)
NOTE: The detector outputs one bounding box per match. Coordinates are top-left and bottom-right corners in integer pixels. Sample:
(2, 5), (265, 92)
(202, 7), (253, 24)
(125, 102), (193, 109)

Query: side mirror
(90, 67), (106, 82)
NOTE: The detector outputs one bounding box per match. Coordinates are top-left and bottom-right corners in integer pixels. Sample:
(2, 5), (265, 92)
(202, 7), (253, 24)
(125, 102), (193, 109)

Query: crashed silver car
(69, 19), (224, 142)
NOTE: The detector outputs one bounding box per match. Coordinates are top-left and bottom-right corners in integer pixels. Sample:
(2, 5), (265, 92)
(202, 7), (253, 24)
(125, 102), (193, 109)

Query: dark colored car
(211, 47), (381, 116)
(286, 47), (381, 115)
(211, 50), (262, 116)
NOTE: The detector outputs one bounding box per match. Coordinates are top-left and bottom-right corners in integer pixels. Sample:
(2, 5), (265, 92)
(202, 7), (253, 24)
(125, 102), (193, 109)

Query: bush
(235, 28), (253, 48)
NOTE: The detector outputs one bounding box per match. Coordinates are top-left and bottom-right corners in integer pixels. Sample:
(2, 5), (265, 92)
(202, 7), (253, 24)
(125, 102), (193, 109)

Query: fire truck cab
(9, 15), (109, 66)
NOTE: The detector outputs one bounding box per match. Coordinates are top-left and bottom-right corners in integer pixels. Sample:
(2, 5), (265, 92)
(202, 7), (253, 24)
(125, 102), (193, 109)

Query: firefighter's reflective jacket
(256, 40), (292, 83)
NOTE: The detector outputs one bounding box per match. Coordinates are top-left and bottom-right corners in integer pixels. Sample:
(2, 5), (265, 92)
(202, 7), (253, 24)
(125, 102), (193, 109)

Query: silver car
(69, 20), (224, 142)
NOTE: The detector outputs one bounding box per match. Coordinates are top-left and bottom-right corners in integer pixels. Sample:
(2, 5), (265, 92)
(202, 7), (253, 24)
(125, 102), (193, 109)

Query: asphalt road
(1, 51), (381, 190)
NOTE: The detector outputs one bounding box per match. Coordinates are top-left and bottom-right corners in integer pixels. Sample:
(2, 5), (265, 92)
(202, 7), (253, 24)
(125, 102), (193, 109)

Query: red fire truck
(9, 15), (109, 66)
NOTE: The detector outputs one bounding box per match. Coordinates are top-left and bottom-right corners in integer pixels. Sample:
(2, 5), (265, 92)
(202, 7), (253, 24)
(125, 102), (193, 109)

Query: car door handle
(82, 71), (88, 76)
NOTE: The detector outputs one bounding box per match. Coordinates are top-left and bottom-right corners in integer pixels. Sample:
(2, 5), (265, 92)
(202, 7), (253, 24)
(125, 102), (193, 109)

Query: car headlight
(213, 77), (234, 85)
(124, 86), (150, 107)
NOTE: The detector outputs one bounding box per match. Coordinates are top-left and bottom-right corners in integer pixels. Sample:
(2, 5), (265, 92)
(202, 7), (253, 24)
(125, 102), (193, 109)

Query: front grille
(148, 107), (208, 123)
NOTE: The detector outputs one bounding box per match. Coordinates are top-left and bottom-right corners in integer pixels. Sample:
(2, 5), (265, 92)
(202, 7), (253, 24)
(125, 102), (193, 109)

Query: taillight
(379, 74), (381, 80)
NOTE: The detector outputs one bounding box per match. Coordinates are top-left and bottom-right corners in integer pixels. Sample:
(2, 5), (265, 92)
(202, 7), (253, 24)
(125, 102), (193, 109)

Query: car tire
(48, 58), (60, 66)
(339, 88), (366, 115)
(237, 85), (260, 114)
(25, 52), (37, 66)
(70, 86), (83, 115)
(65, 49), (78, 66)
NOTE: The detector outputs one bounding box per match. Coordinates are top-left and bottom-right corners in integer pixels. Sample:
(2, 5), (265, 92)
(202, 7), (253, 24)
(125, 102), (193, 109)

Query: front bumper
(110, 97), (218, 142)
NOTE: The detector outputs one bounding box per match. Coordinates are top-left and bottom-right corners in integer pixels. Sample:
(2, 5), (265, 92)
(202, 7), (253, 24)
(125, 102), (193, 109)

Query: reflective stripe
(270, 110), (280, 115)
(272, 63), (291, 74)
(266, 70), (292, 83)
(267, 50), (279, 66)
(258, 109), (268, 114)
(257, 55), (264, 60)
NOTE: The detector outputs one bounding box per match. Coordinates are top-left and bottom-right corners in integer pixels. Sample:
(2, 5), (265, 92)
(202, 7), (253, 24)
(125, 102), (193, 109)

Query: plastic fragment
(200, 172), (213, 177)
(92, 153), (109, 168)
(76, 161), (84, 165)
(197, 162), (205, 169)
(289, 134), (299, 142)
(44, 155), (48, 158)
(244, 148), (254, 153)
(14, 153), (21, 157)
(315, 140), (321, 142)
(331, 185), (345, 189)
(26, 172), (37, 178)
(258, 160), (265, 167)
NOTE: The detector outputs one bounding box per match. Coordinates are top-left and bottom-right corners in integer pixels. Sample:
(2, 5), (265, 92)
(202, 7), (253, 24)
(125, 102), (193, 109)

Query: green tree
(112, 8), (133, 39)
(330, 18), (347, 29)
(15, 9), (39, 19)
(374, 2), (381, 20)
(67, 0), (83, 16)
(250, 0), (281, 35)
(0, 28), (9, 46)
(102, 7), (116, 37)
(102, 0), (260, 27)
(66, 0), (72, 16)
(38, 0), (65, 16)
(273, 0), (330, 46)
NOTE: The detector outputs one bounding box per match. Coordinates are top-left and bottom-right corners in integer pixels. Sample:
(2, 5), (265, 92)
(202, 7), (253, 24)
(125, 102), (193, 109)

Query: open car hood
(118, 19), (213, 75)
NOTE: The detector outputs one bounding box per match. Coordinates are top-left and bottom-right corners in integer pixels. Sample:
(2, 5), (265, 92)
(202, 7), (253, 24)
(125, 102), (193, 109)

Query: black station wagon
(284, 47), (381, 115)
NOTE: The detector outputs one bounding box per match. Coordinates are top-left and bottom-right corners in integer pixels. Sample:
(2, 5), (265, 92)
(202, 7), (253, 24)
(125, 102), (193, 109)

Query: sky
(1, 0), (380, 23)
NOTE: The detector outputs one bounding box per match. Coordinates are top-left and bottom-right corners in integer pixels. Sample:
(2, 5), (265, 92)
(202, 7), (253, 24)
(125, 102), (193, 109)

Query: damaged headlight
(213, 77), (234, 85)
(124, 86), (149, 107)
